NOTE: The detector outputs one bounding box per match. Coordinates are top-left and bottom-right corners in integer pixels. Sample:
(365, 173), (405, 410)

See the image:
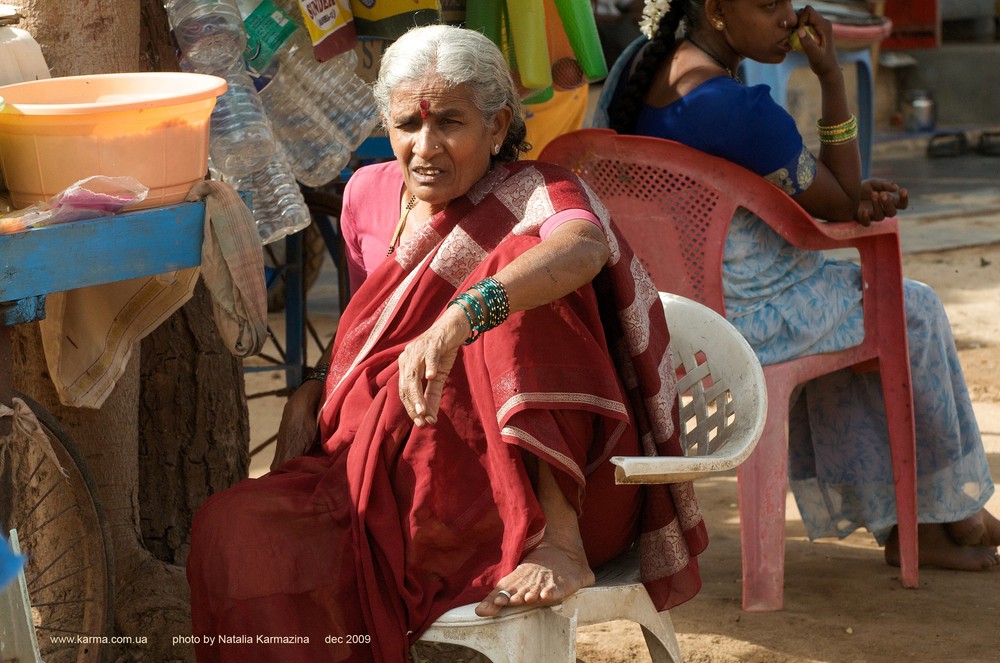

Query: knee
(904, 279), (947, 328)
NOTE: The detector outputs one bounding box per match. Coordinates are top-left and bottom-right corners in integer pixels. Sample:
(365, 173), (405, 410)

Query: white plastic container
(0, 6), (50, 87)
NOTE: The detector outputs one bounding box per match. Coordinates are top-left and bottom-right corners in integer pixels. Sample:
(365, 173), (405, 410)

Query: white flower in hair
(640, 0), (672, 39)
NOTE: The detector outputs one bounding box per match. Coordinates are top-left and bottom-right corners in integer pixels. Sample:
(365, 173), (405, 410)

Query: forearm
(490, 219), (609, 314)
(816, 69), (862, 215)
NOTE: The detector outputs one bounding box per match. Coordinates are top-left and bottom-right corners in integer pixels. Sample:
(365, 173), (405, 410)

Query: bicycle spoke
(29, 561), (97, 596)
(12, 458), (58, 531)
(26, 538), (90, 586)
(17, 500), (78, 542)
(31, 597), (95, 607)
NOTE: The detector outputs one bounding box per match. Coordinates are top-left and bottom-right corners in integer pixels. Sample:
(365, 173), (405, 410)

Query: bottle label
(296, 0), (356, 61)
(243, 0), (298, 74)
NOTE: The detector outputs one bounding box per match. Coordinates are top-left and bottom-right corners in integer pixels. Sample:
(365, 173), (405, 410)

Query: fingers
(398, 364), (433, 426)
(896, 188), (910, 210)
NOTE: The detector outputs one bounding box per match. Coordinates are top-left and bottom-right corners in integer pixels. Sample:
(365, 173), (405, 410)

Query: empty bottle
(258, 67), (351, 187)
(229, 145), (312, 244)
(208, 69), (277, 177)
(165, 0), (247, 72)
(240, 0), (379, 151)
(276, 29), (378, 151)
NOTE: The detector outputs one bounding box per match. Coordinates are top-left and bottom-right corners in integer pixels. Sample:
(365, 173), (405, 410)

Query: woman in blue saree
(598, 0), (1000, 570)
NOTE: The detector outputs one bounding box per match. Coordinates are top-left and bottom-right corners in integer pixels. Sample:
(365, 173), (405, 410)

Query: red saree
(187, 162), (707, 663)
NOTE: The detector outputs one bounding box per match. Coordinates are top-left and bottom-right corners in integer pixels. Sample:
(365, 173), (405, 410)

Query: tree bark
(12, 2), (249, 661)
(139, 283), (250, 567)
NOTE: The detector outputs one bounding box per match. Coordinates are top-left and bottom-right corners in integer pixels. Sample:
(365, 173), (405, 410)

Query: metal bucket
(902, 89), (936, 133)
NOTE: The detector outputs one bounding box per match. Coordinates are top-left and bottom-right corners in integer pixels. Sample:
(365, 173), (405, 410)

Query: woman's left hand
(397, 304), (470, 426)
(795, 6), (839, 80)
(856, 178), (909, 226)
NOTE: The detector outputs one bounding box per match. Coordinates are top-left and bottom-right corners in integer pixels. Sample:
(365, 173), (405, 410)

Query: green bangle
(448, 298), (481, 345)
(302, 362), (330, 385)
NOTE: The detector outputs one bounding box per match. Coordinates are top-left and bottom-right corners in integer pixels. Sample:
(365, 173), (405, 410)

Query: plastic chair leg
(419, 605), (577, 663)
(737, 375), (794, 612)
(570, 583), (682, 663)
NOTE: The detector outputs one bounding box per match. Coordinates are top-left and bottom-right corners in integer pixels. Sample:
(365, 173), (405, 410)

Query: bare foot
(980, 509), (1000, 546)
(885, 524), (1000, 571)
(475, 461), (595, 617)
(474, 537), (595, 617)
(945, 512), (989, 546)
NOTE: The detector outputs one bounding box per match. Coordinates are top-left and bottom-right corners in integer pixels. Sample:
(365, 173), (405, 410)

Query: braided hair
(610, 1), (706, 134)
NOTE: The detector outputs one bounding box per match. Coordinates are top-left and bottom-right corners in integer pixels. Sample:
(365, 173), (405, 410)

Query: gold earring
(713, 19), (725, 30)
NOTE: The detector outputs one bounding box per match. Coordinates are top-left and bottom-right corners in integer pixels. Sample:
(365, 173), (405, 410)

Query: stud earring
(434, 144), (440, 150)
(713, 19), (725, 30)
(782, 19), (788, 28)
(493, 144), (500, 155)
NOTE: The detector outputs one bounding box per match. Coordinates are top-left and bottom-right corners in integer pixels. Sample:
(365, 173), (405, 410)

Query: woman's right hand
(396, 304), (469, 427)
(272, 379), (325, 470)
(856, 178), (909, 226)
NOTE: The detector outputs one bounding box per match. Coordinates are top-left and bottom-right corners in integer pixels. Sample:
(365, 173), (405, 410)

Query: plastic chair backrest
(540, 128), (775, 314)
(610, 292), (767, 485)
(541, 128), (841, 315)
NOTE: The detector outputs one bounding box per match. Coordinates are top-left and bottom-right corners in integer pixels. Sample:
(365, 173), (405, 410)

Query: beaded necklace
(387, 194), (418, 256)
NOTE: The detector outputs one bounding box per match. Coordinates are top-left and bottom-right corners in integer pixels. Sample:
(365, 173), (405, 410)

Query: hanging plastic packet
(292, 0), (356, 61)
(242, 0), (299, 75)
(0, 176), (148, 235)
(350, 0), (441, 40)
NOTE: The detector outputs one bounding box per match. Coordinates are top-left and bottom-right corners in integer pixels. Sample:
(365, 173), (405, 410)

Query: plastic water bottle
(229, 145), (312, 244)
(165, 0), (247, 72)
(207, 69), (277, 177)
(239, 0), (378, 157)
(275, 28), (378, 151)
(257, 67), (351, 187)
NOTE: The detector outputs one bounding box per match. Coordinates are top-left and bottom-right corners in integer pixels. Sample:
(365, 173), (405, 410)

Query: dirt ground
(245, 242), (1000, 663)
(578, 243), (1000, 663)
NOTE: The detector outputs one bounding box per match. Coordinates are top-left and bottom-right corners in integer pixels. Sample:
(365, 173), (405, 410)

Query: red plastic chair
(540, 128), (918, 611)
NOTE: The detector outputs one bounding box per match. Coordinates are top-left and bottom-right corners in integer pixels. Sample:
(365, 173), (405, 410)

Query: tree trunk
(139, 283), (250, 567)
(12, 2), (250, 661)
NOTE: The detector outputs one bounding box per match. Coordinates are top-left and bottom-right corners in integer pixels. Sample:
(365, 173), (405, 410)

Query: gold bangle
(817, 115), (857, 133)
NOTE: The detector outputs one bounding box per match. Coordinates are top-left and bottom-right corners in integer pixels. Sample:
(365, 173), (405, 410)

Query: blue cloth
(598, 42), (994, 543)
(1, 532), (25, 590)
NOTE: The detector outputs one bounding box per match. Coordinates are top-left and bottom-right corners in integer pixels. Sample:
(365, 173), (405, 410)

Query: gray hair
(373, 24), (529, 162)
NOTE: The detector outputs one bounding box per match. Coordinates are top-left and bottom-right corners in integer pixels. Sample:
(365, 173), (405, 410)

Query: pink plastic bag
(0, 175), (148, 234)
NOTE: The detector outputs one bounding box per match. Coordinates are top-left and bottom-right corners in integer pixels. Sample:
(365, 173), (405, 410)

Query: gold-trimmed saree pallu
(187, 162), (707, 663)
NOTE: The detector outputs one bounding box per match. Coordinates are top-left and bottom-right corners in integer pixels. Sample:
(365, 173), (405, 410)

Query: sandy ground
(244, 242), (1000, 663)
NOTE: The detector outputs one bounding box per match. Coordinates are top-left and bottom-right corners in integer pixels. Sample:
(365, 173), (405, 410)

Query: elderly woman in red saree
(187, 24), (707, 663)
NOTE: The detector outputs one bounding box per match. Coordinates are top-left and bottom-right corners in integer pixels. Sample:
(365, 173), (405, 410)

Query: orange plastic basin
(0, 72), (226, 209)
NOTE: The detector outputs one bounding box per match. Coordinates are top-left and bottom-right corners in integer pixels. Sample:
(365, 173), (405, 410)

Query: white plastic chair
(416, 292), (768, 662)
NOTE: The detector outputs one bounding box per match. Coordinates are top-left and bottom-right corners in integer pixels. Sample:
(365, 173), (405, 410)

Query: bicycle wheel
(0, 392), (115, 663)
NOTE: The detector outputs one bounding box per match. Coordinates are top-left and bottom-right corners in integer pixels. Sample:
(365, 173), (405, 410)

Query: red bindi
(419, 99), (430, 118)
